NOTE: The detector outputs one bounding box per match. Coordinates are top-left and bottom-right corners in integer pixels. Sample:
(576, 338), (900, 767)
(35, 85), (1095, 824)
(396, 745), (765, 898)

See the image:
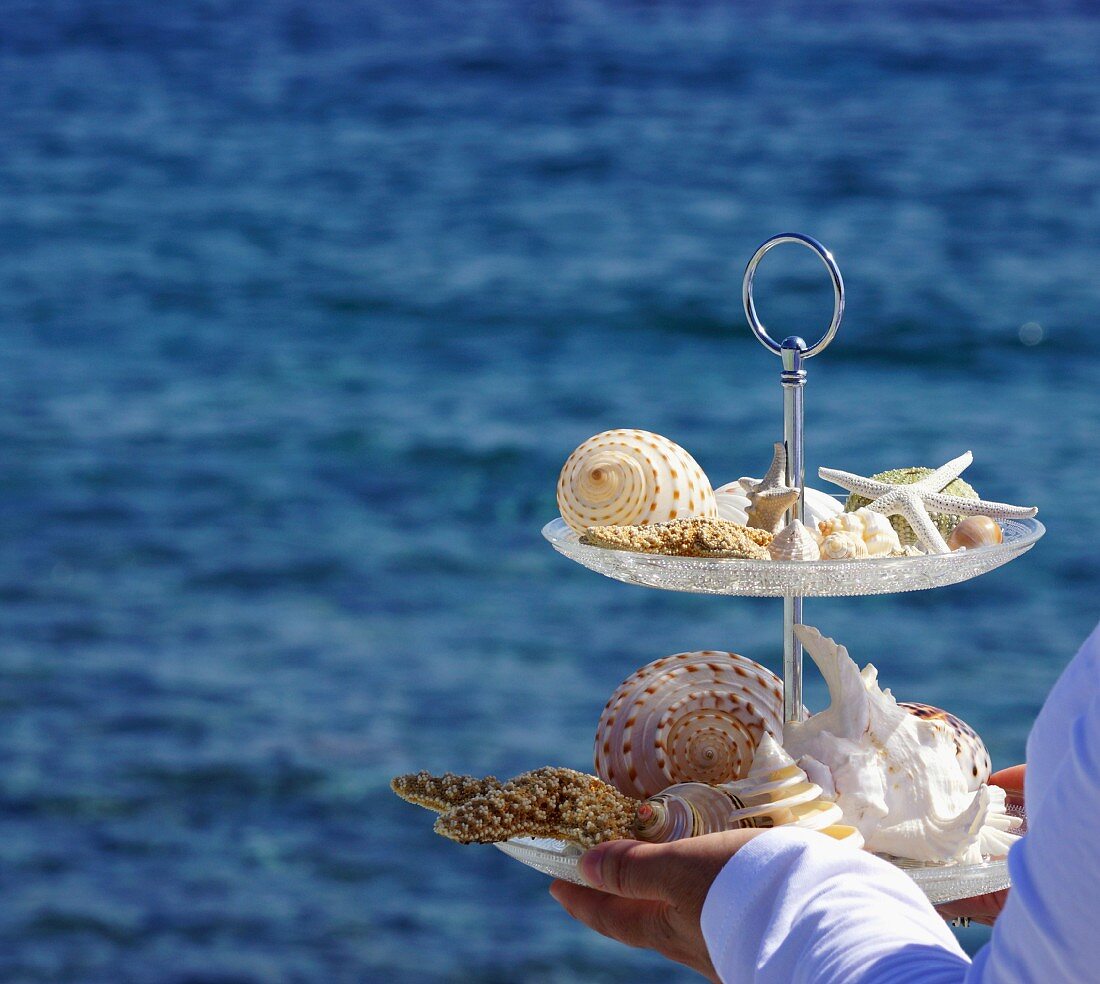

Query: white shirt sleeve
(700, 622), (1100, 984)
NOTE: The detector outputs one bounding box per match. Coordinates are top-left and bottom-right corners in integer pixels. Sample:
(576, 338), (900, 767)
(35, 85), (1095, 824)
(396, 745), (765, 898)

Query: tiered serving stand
(498, 234), (1043, 906)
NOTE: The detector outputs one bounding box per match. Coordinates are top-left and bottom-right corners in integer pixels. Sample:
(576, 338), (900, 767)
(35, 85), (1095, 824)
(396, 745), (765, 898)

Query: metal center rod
(781, 339), (807, 724)
(742, 232), (844, 728)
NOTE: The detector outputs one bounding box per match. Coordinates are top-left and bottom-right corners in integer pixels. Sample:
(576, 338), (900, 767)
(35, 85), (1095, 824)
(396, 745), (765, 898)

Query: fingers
(578, 830), (763, 903)
(549, 880), (674, 951)
(937, 889), (1009, 928)
(989, 764), (1026, 803)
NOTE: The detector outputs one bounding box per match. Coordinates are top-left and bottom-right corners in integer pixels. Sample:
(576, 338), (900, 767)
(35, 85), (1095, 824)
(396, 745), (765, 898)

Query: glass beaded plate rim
(542, 516), (1045, 597)
(495, 810), (1025, 906)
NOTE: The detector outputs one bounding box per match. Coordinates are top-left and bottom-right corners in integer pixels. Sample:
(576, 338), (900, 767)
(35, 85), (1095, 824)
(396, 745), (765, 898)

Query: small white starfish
(818, 451), (1038, 554)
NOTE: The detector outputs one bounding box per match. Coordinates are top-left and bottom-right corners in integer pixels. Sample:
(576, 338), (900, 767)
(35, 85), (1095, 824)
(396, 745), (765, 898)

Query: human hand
(937, 765), (1026, 927)
(548, 829), (766, 982)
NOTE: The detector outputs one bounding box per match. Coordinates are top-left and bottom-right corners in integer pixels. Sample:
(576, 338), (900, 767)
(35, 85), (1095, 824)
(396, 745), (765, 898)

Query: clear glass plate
(495, 804), (1026, 905)
(543, 516), (1044, 597)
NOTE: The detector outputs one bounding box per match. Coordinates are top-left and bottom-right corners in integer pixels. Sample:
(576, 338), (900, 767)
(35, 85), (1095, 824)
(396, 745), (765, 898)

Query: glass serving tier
(496, 802), (1027, 906)
(543, 517), (1044, 598)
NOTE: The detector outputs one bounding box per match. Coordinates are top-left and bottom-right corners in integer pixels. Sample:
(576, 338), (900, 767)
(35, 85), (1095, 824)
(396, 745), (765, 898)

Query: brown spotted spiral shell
(557, 429), (717, 534)
(594, 650), (785, 800)
(899, 702), (991, 790)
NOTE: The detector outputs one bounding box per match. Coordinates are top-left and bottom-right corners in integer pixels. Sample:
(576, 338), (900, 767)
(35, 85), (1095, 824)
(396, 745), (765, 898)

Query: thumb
(579, 830), (761, 902)
(579, 839), (678, 901)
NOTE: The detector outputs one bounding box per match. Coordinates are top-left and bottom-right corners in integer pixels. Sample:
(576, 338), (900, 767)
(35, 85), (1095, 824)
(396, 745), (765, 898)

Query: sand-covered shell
(899, 702), (992, 791)
(820, 530), (870, 560)
(947, 516), (1003, 551)
(634, 735), (860, 847)
(594, 651), (784, 800)
(769, 520), (821, 561)
(713, 482), (752, 525)
(818, 508), (901, 557)
(557, 429), (717, 534)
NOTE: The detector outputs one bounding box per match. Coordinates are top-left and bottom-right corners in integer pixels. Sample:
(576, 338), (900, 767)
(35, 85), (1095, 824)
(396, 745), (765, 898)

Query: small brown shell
(594, 651), (784, 800)
(947, 516), (1003, 551)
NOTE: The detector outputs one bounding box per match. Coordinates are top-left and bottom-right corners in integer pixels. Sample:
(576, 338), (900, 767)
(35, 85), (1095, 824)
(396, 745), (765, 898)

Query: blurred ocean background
(1, 1), (1098, 981)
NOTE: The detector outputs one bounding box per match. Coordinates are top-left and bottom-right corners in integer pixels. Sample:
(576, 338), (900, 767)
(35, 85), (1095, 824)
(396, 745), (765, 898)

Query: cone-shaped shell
(769, 520), (821, 561)
(595, 651), (784, 800)
(557, 429), (717, 533)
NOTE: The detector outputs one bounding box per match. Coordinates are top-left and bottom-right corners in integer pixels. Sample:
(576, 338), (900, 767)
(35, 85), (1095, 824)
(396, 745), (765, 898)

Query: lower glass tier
(495, 805), (1026, 906)
(543, 517), (1044, 597)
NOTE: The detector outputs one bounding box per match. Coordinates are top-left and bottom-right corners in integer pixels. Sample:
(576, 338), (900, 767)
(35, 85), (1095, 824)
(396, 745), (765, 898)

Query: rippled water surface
(1, 2), (1098, 980)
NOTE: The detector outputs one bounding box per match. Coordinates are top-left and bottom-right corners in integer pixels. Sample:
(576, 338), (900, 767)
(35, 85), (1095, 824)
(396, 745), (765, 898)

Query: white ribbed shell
(557, 429), (717, 534)
(594, 650), (784, 800)
(713, 482), (751, 525)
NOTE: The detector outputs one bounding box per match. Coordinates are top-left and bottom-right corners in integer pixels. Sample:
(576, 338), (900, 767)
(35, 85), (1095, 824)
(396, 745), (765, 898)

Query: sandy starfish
(740, 443), (801, 533)
(393, 767), (639, 848)
(391, 771), (503, 812)
(818, 451), (1037, 554)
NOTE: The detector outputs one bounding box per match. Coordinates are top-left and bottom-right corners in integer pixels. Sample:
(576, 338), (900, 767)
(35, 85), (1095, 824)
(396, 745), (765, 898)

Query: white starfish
(817, 451), (1038, 554)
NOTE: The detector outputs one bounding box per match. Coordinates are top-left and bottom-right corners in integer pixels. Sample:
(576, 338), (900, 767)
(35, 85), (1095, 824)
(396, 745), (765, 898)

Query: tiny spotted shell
(899, 701), (992, 790)
(557, 429), (717, 534)
(594, 650), (784, 800)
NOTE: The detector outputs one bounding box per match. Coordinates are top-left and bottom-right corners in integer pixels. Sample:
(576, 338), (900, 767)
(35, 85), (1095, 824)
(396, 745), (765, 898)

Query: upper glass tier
(543, 517), (1044, 597)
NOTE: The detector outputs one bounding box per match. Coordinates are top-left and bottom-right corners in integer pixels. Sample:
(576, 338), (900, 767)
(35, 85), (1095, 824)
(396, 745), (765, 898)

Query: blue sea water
(1, 1), (1098, 981)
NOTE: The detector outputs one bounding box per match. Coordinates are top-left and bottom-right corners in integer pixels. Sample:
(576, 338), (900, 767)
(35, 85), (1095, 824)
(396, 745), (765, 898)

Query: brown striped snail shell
(594, 650), (785, 800)
(900, 702), (992, 790)
(633, 735), (862, 847)
(557, 429), (717, 534)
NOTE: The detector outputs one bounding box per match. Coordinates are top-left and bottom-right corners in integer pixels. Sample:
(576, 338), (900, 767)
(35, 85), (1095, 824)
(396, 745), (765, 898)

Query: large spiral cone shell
(900, 702), (992, 790)
(557, 429), (717, 534)
(594, 651), (784, 800)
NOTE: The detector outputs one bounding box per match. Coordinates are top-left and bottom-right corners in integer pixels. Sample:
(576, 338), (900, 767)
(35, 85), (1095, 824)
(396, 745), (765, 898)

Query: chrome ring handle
(742, 233), (844, 358)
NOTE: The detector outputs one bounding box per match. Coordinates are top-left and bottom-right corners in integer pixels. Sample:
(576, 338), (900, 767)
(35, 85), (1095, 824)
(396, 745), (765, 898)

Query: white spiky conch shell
(594, 651), (785, 800)
(769, 520), (821, 561)
(557, 429), (717, 534)
(633, 734), (863, 848)
(783, 625), (1019, 863)
(897, 702), (992, 791)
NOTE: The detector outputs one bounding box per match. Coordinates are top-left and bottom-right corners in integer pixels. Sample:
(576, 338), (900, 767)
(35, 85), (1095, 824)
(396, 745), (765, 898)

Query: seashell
(818, 508), (901, 557)
(820, 530), (870, 560)
(557, 429), (717, 534)
(768, 520), (821, 562)
(594, 650), (785, 800)
(634, 735), (857, 846)
(899, 702), (992, 790)
(784, 625), (1019, 863)
(713, 482), (752, 525)
(947, 515), (1003, 551)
